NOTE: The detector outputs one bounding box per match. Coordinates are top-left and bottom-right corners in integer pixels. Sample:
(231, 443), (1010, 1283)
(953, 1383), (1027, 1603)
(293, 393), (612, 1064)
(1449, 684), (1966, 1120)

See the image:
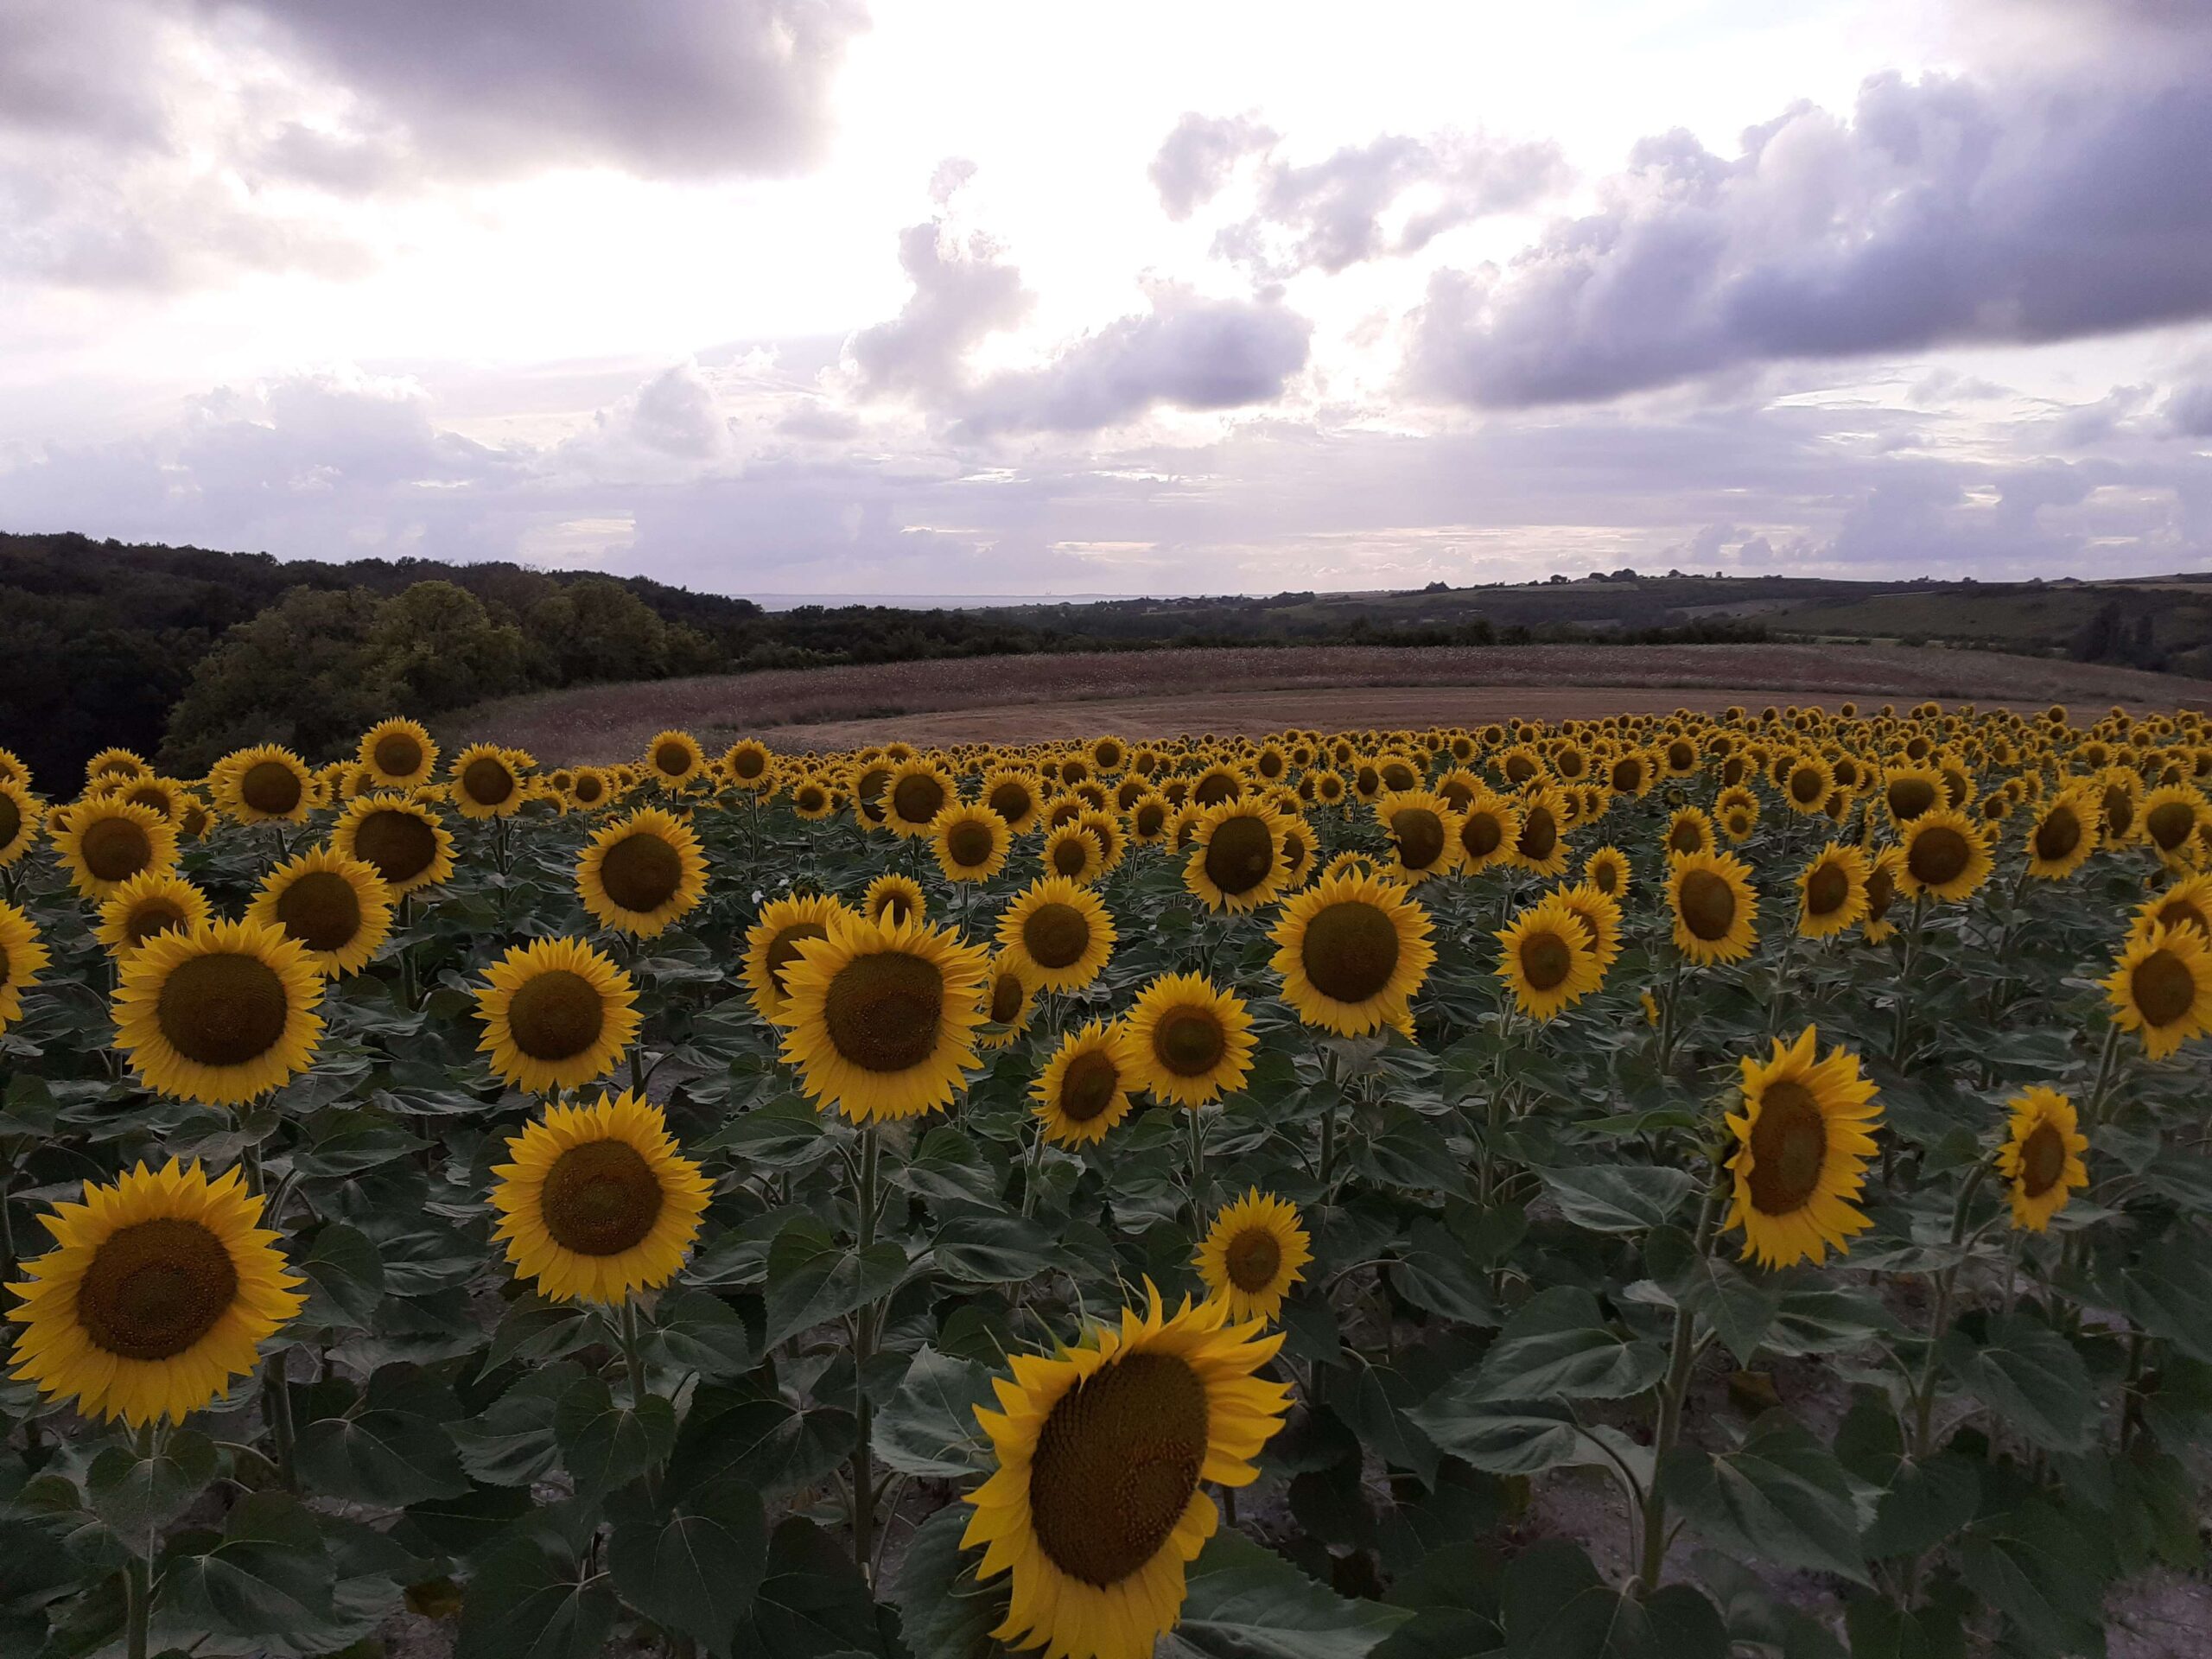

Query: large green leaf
(1538, 1166), (1694, 1234)
(674, 1393), (859, 1498)
(1497, 1539), (1726, 1659)
(159, 1493), (338, 1648)
(608, 1478), (769, 1656)
(761, 1221), (907, 1347)
(931, 1212), (1060, 1285)
(1936, 1313), (2095, 1453)
(455, 1515), (620, 1659)
(452, 1363), (583, 1489)
(1405, 1397), (1637, 1484)
(554, 1376), (677, 1497)
(876, 1347), (995, 1479)
(1645, 1231), (1779, 1366)
(295, 1408), (470, 1507)
(736, 1516), (896, 1658)
(1158, 1532), (1411, 1659)
(296, 1223), (385, 1329)
(1462, 1288), (1666, 1402)
(1388, 1222), (1503, 1327)
(1657, 1414), (1871, 1586)
(644, 1287), (758, 1380)
(892, 1503), (1011, 1659)
(86, 1430), (218, 1550)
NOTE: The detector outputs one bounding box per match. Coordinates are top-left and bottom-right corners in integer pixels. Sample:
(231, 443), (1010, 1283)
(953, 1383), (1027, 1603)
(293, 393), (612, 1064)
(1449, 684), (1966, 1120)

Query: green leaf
(1158, 1531), (1411, 1658)
(674, 1394), (858, 1499)
(485, 1293), (596, 1370)
(295, 1409), (469, 1507)
(608, 1478), (769, 1655)
(86, 1430), (218, 1549)
(931, 1212), (1059, 1285)
(1388, 1222), (1502, 1327)
(1463, 1288), (1666, 1402)
(553, 1377), (676, 1497)
(891, 1503), (1011, 1659)
(1860, 1454), (1979, 1561)
(737, 1516), (895, 1658)
(1499, 1539), (1726, 1659)
(452, 1363), (582, 1489)
(1957, 1497), (2110, 1657)
(896, 1126), (1001, 1207)
(1760, 1285), (1890, 1358)
(1646, 1231), (1778, 1366)
(159, 1492), (338, 1647)
(1537, 1166), (1694, 1234)
(761, 1222), (907, 1347)
(876, 1347), (995, 1479)
(1403, 1398), (1628, 1482)
(296, 1223), (385, 1329)
(1658, 1414), (1870, 1586)
(1936, 1313), (2095, 1453)
(456, 1515), (620, 1659)
(644, 1287), (757, 1379)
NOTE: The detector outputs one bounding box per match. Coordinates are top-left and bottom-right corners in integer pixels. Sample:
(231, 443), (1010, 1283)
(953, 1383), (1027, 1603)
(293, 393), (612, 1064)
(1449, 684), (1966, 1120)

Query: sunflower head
(0, 899), (52, 1033)
(1185, 799), (1290, 912)
(722, 738), (775, 791)
(1375, 790), (1463, 886)
(1117, 973), (1257, 1109)
(1797, 842), (1871, 940)
(1994, 1086), (2088, 1233)
(2106, 922), (2212, 1060)
(982, 768), (1043, 835)
(578, 806), (709, 938)
(1268, 870), (1434, 1037)
(248, 845), (396, 976)
(1725, 1027), (1883, 1268)
(2024, 786), (2101, 880)
(997, 876), (1116, 993)
(0, 778), (45, 868)
(979, 950), (1040, 1051)
(1196, 1191), (1313, 1323)
(95, 870), (212, 963)
(1508, 785), (1570, 875)
(476, 936), (641, 1095)
(883, 760), (956, 836)
(934, 803), (1012, 884)
(743, 893), (850, 1020)
(1032, 1019), (1135, 1145)
(54, 797), (179, 899)
(218, 745), (316, 824)
(865, 870), (928, 928)
(448, 744), (531, 819)
(1896, 808), (1993, 902)
(1458, 792), (1521, 872)
(1667, 848), (1760, 965)
(332, 793), (455, 894)
(1495, 895), (1605, 1020)
(112, 919), (325, 1104)
(1582, 845), (1630, 897)
(359, 718), (438, 789)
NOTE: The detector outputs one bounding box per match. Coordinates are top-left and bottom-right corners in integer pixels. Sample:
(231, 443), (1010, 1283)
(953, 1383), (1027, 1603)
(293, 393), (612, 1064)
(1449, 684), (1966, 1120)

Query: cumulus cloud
(2167, 376), (2212, 438)
(847, 221), (1033, 400)
(1149, 112), (1278, 221)
(1408, 60), (2212, 407)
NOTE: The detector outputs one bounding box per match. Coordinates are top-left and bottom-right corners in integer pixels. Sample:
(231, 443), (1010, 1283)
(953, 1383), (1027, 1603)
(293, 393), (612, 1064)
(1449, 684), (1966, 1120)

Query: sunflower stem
(2083, 1021), (2124, 1129)
(1910, 1158), (1996, 1460)
(123, 1553), (149, 1659)
(1185, 1107), (1209, 1235)
(262, 1351), (296, 1492)
(1887, 896), (1929, 1071)
(850, 1125), (880, 1581)
(1636, 1154), (1726, 1599)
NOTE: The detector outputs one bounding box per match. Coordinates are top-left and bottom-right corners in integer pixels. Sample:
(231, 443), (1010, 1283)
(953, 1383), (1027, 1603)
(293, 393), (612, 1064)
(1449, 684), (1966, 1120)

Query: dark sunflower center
(732, 747), (767, 779)
(1029, 1352), (1209, 1589)
(276, 870), (364, 953)
(1059, 1050), (1121, 1122)
(373, 733), (423, 777)
(2034, 807), (2082, 861)
(2147, 800), (2196, 851)
(82, 816), (154, 882)
(1789, 767), (1824, 804)
(156, 952), (289, 1067)
(1592, 859), (1620, 894)
(1135, 803), (1166, 836)
(2104, 789), (2135, 836)
(1462, 811), (1504, 858)
(946, 822), (996, 868)
(2133, 949), (2197, 1027)
(601, 832), (684, 912)
(1301, 900), (1400, 1003)
(766, 923), (827, 995)
(1746, 1079), (1828, 1216)
(1196, 772), (1238, 805)
(1678, 869), (1738, 941)
(1504, 754), (1536, 785)
(0, 941), (9, 988)
(797, 785), (825, 810)
(1888, 778), (1937, 821)
(1224, 1228), (1281, 1292)
(1805, 862), (1850, 917)
(988, 782), (1032, 821)
(540, 1140), (664, 1256)
(1668, 818), (1706, 855)
(463, 758), (516, 806)
(1519, 930), (1573, 992)
(892, 773), (946, 824)
(2155, 897), (2209, 935)
(1205, 816), (1275, 895)
(1667, 741), (1694, 771)
(1866, 864), (1897, 922)
(2018, 1122), (2067, 1199)
(823, 951), (944, 1072)
(653, 741), (693, 777)
(76, 1217), (238, 1362)
(988, 971), (1026, 1024)
(125, 899), (188, 947)
(505, 969), (607, 1061)
(1023, 902), (1090, 969)
(1392, 809), (1446, 871)
(1051, 836), (1092, 878)
(1611, 759), (1643, 793)
(241, 760), (302, 817)
(1154, 1006), (1226, 1076)
(1382, 761), (1418, 791)
(1516, 806), (1557, 861)
(0, 793), (18, 848)
(1908, 825), (1971, 887)
(353, 809), (437, 883)
(874, 888), (914, 925)
(575, 776), (604, 803)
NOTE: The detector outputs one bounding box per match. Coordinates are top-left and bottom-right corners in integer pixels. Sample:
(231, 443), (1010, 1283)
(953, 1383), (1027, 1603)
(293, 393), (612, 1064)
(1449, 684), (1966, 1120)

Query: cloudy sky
(3, 0), (2209, 598)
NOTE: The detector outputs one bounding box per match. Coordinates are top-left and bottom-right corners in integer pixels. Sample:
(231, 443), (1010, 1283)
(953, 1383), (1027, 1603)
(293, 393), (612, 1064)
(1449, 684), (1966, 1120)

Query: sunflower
(2139, 784), (2207, 866)
(112, 920), (325, 1105)
(0, 900), (50, 1033)
(331, 794), (455, 895)
(1724, 1027), (1883, 1269)
(963, 1288), (1290, 1659)
(1667, 849), (1759, 965)
(743, 893), (850, 1021)
(576, 806), (709, 938)
(934, 803), (1012, 884)
(1582, 845), (1630, 898)
(1275, 816), (1316, 888)
(1883, 764), (1946, 828)
(636, 729), (704, 792)
(1551, 881), (1624, 972)
(865, 871), (928, 928)
(1780, 753), (1834, 816)
(998, 877), (1116, 993)
(358, 718), (438, 789)
(247, 845), (395, 976)
(1118, 974), (1257, 1108)
(1042, 823), (1106, 887)
(447, 745), (527, 819)
(1268, 871), (1433, 1037)
(94, 870), (211, 962)
(1310, 769), (1348, 808)
(54, 797), (178, 900)
(488, 1090), (709, 1304)
(1506, 785), (1571, 877)
(2130, 873), (2212, 947)
(979, 951), (1041, 1050)
(1194, 1192), (1312, 1327)
(1994, 1086), (2089, 1233)
(1861, 849), (1905, 943)
(1374, 790), (1462, 887)
(1663, 806), (1715, 859)
(1077, 809), (1127, 874)
(217, 745), (315, 824)
(1457, 791), (1521, 874)
(1495, 895), (1605, 1020)
(2106, 923), (2212, 1059)
(1184, 799), (1290, 913)
(982, 769), (1044, 836)
(1128, 792), (1173, 845)
(881, 760), (956, 837)
(774, 912), (990, 1122)
(85, 747), (149, 786)
(2025, 786), (2101, 880)
(1033, 1020), (1135, 1146)
(791, 775), (836, 820)
(0, 779), (44, 868)
(1797, 842), (1871, 940)
(722, 738), (776, 793)
(5, 1160), (303, 1426)
(476, 937), (641, 1096)
(1897, 808), (1993, 902)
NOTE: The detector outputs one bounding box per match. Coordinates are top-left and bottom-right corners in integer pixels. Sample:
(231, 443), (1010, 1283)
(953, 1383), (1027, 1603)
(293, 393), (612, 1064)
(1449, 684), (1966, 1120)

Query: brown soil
(450, 644), (2209, 766)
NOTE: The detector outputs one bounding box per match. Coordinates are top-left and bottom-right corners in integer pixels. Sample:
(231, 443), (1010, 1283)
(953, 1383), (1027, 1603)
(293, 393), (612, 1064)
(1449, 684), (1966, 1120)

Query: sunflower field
(1, 704), (2209, 1659)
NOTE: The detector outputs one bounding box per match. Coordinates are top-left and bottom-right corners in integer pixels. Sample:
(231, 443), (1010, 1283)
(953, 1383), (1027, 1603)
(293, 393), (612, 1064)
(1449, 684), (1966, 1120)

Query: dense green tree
(160, 588), (392, 774)
(363, 581), (531, 714)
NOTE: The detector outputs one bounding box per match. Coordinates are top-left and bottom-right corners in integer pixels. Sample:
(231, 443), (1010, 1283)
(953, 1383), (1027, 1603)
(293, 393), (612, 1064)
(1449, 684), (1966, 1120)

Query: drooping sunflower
(358, 718), (438, 789)
(1374, 790), (1463, 887)
(1495, 895), (1605, 1020)
(1195, 1191), (1312, 1324)
(978, 950), (1041, 1050)
(963, 1288), (1291, 1659)
(54, 797), (178, 900)
(933, 803), (1012, 884)
(488, 1090), (709, 1304)
(1457, 791), (1521, 874)
(1268, 871), (1433, 1037)
(330, 793), (455, 895)
(1897, 808), (1993, 903)
(1994, 1086), (2089, 1233)
(577, 806), (709, 938)
(0, 778), (42, 868)
(1667, 848), (1759, 965)
(722, 738), (776, 794)
(743, 893), (850, 1021)
(1797, 842), (1871, 940)
(1117, 974), (1257, 1108)
(997, 877), (1116, 993)
(1582, 844), (1630, 898)
(2024, 786), (2101, 880)
(2106, 922), (2212, 1060)
(1032, 1020), (1135, 1146)
(5, 1160), (303, 1426)
(112, 919), (325, 1105)
(94, 870), (211, 962)
(865, 870), (929, 928)
(1185, 799), (1291, 912)
(1042, 823), (1106, 887)
(775, 912), (990, 1122)
(0, 899), (50, 1033)
(1724, 1026), (1883, 1269)
(246, 845), (395, 976)
(217, 745), (316, 824)
(475, 937), (641, 1096)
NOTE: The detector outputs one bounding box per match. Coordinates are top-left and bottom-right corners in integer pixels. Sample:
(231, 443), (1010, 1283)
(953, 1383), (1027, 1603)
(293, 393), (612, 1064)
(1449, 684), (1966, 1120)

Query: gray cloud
(1149, 112), (1277, 221)
(2168, 377), (2212, 438)
(1408, 60), (2212, 408)
(846, 221), (1033, 399)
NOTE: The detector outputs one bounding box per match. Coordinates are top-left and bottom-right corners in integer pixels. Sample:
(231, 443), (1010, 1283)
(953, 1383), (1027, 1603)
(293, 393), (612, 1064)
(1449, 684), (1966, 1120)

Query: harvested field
(451, 642), (2211, 763)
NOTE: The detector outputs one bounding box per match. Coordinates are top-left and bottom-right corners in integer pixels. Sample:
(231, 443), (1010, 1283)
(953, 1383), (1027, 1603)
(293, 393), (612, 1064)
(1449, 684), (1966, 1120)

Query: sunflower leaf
(1459, 1287), (1667, 1402)
(1538, 1166), (1694, 1234)
(607, 1478), (768, 1656)
(875, 1347), (995, 1479)
(1657, 1413), (1872, 1586)
(553, 1376), (676, 1497)
(86, 1430), (219, 1551)
(762, 1220), (908, 1346)
(1160, 1531), (1411, 1659)
(1936, 1311), (2096, 1452)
